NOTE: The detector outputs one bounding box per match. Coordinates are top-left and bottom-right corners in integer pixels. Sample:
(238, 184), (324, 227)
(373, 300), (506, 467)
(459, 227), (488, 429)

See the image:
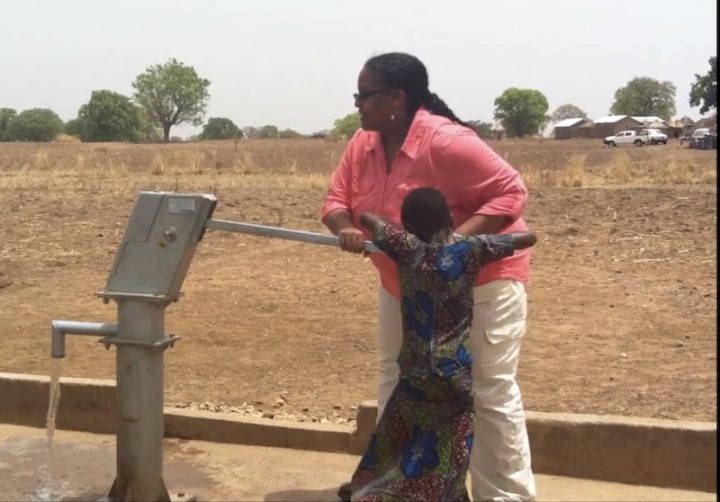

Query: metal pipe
(108, 298), (170, 501)
(205, 219), (382, 254)
(51, 320), (118, 358)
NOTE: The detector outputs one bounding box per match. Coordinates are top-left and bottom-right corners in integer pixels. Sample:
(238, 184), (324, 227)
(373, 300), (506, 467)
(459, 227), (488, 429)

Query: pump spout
(51, 320), (118, 358)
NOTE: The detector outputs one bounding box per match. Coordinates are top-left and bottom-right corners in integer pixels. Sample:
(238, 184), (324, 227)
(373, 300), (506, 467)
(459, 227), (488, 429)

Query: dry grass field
(0, 138), (716, 425)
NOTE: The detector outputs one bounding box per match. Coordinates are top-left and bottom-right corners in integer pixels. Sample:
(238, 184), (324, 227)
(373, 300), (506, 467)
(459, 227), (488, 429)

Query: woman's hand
(337, 227), (367, 253)
(324, 209), (367, 254)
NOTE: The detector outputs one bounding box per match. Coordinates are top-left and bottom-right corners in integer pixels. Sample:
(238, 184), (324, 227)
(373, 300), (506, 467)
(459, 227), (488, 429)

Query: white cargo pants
(376, 280), (537, 501)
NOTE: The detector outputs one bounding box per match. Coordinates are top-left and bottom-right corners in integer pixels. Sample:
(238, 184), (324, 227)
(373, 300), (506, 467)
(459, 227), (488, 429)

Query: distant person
(322, 52), (537, 501)
(349, 187), (537, 501)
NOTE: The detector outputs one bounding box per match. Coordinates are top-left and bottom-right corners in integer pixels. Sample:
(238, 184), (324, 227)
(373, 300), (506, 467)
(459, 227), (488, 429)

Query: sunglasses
(353, 88), (389, 101)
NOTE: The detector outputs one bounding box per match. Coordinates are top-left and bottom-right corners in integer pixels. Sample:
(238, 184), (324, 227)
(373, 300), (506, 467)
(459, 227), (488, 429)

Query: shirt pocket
(352, 160), (380, 197)
(353, 174), (375, 197)
(392, 176), (440, 208)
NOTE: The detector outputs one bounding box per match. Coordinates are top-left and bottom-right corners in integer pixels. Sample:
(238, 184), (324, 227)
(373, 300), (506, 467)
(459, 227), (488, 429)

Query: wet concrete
(0, 424), (715, 501)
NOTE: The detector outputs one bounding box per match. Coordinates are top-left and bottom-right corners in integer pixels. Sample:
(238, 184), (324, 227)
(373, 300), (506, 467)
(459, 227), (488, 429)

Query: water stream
(46, 358), (63, 452)
(28, 358), (66, 501)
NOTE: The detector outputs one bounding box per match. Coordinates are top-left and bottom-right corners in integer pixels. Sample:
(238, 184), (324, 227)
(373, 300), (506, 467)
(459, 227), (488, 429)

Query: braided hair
(364, 52), (469, 127)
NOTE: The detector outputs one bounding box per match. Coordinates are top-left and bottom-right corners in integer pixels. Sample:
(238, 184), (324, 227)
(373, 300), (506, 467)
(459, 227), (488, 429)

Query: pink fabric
(322, 109), (530, 299)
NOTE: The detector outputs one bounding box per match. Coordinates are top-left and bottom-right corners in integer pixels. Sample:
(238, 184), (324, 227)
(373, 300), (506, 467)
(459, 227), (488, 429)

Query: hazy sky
(1, 0), (717, 137)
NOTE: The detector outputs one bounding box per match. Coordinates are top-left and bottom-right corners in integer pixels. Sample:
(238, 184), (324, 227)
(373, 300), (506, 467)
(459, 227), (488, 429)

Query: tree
(551, 104), (588, 122)
(5, 108), (64, 142)
(259, 124), (279, 139)
(63, 117), (87, 139)
(200, 117), (242, 140)
(466, 120), (493, 139)
(610, 77), (676, 121)
(132, 58), (211, 142)
(134, 106), (162, 142)
(689, 56), (717, 115)
(309, 129), (330, 139)
(493, 88), (550, 138)
(0, 108), (17, 140)
(332, 112), (361, 138)
(278, 128), (303, 139)
(78, 90), (140, 142)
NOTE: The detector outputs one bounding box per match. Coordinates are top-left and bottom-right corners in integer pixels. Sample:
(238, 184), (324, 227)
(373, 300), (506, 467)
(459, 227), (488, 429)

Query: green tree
(132, 58), (211, 142)
(259, 124), (279, 139)
(78, 90), (140, 142)
(134, 105), (162, 142)
(551, 104), (588, 122)
(63, 117), (87, 141)
(200, 117), (242, 140)
(332, 112), (361, 138)
(5, 108), (64, 142)
(278, 128), (303, 139)
(689, 56), (717, 115)
(63, 117), (87, 139)
(466, 120), (493, 139)
(0, 108), (17, 140)
(309, 129), (330, 139)
(610, 77), (676, 121)
(493, 88), (550, 138)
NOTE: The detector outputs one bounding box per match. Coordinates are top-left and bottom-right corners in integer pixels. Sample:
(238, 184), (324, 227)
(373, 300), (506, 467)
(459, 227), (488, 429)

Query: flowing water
(45, 358), (63, 452)
(28, 359), (66, 501)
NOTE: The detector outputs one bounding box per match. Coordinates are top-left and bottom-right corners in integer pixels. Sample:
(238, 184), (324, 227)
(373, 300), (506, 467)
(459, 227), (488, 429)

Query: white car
(688, 128), (716, 149)
(692, 127), (711, 139)
(603, 130), (646, 147)
(640, 128), (668, 145)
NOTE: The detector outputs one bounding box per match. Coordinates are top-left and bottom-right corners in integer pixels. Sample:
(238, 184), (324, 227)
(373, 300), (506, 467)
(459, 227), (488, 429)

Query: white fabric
(376, 280), (536, 501)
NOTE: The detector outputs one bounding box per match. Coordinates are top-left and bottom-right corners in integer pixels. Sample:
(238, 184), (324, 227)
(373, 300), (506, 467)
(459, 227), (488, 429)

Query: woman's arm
(324, 210), (366, 254)
(454, 214), (510, 235)
(324, 208), (355, 235)
(321, 132), (367, 253)
(433, 130), (528, 234)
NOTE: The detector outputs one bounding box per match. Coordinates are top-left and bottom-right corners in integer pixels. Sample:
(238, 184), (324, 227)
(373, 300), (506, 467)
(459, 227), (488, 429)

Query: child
(349, 187), (536, 502)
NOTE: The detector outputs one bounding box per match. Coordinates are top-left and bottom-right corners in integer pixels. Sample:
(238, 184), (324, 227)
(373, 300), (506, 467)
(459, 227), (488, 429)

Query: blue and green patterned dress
(350, 222), (516, 502)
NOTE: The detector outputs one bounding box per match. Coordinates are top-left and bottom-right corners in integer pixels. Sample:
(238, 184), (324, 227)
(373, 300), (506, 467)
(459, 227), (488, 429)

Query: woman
(322, 52), (536, 501)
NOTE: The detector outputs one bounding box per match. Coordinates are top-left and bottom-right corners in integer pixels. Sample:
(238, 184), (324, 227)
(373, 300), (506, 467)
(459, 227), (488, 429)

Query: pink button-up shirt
(322, 109), (530, 299)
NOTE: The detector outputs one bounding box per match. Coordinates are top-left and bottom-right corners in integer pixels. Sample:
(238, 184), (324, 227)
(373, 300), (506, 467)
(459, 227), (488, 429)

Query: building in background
(552, 118), (594, 139)
(588, 115), (643, 139)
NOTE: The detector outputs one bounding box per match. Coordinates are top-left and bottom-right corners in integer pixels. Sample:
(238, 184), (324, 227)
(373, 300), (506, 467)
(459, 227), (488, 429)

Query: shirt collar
(366, 107), (430, 160)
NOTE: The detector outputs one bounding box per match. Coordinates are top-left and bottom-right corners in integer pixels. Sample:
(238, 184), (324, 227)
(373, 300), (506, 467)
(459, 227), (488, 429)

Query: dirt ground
(0, 139), (716, 425)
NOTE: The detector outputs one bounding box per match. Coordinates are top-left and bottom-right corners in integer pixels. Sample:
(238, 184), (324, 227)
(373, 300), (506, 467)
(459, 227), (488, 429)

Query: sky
(1, 0), (717, 138)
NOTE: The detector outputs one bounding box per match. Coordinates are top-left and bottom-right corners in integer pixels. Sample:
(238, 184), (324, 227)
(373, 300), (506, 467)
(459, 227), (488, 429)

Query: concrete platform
(1, 424), (715, 502)
(3, 373), (716, 493)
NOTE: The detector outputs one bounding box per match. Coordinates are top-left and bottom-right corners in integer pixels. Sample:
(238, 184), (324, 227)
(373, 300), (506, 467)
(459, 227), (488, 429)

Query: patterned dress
(350, 222), (517, 502)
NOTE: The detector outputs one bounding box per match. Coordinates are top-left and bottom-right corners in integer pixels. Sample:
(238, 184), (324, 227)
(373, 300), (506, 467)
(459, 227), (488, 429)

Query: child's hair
(401, 187), (453, 242)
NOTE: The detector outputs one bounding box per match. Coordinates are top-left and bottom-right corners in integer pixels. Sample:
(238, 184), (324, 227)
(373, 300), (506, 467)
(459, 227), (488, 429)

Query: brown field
(0, 138), (716, 425)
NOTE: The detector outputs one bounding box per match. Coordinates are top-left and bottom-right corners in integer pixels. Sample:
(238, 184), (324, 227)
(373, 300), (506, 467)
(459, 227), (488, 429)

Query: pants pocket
(472, 281), (527, 345)
(483, 319), (526, 345)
